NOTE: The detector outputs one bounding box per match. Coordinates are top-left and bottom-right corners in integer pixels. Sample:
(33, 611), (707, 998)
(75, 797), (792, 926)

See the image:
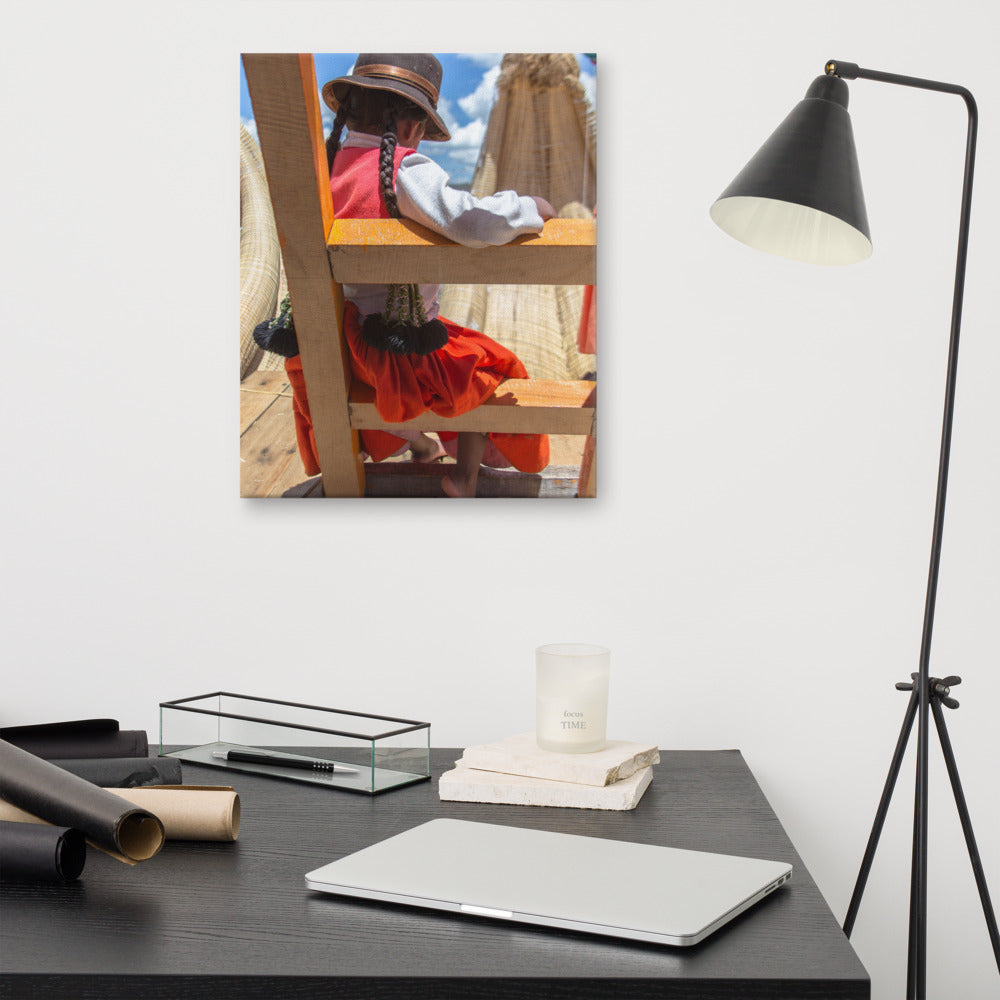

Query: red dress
(285, 144), (549, 477)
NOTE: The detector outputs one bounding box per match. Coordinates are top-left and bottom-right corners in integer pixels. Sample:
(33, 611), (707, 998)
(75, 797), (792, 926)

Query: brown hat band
(353, 63), (440, 107)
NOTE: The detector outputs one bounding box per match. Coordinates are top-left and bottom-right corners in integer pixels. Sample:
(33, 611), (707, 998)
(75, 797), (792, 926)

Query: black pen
(212, 749), (358, 774)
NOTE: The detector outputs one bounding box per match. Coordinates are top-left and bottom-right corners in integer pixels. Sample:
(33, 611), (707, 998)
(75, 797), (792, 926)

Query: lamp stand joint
(894, 673), (961, 709)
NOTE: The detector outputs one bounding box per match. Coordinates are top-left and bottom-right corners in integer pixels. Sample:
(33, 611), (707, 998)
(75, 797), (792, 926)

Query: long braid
(378, 108), (400, 218)
(359, 99), (447, 355)
(325, 105), (348, 171)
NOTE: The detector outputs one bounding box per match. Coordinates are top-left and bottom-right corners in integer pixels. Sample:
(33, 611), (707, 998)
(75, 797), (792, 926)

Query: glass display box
(159, 692), (431, 795)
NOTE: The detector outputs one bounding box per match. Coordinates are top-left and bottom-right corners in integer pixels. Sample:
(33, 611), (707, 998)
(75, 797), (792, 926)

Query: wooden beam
(348, 379), (595, 435)
(328, 218), (595, 285)
(242, 53), (364, 497)
(364, 463), (584, 498)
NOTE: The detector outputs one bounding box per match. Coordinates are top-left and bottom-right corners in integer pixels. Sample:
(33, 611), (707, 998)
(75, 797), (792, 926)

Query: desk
(0, 749), (868, 999)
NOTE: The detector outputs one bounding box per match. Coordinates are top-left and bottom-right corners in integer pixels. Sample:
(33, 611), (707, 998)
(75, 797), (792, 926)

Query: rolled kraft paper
(0, 720), (148, 759)
(0, 786), (241, 842)
(0, 739), (163, 864)
(49, 756), (183, 788)
(0, 821), (86, 882)
(106, 787), (241, 841)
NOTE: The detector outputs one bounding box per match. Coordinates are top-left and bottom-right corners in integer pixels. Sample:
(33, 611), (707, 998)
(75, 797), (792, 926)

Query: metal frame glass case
(159, 692), (431, 794)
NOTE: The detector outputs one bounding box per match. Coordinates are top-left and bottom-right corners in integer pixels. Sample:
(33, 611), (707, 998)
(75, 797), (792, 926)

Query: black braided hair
(325, 105), (349, 171)
(378, 107), (401, 218)
(328, 91), (444, 355)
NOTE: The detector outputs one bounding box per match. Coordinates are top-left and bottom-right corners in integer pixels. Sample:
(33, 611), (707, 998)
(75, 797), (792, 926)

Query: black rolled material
(0, 720), (149, 760)
(0, 739), (164, 863)
(49, 756), (183, 788)
(0, 821), (86, 882)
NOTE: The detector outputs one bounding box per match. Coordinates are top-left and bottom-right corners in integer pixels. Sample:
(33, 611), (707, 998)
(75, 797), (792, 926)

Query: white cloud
(241, 117), (259, 144)
(447, 147), (483, 170)
(447, 118), (486, 151)
(436, 118), (487, 183)
(458, 65), (501, 121)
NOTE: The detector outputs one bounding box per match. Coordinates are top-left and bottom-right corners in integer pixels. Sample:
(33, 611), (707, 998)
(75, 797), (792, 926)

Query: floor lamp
(709, 60), (999, 1000)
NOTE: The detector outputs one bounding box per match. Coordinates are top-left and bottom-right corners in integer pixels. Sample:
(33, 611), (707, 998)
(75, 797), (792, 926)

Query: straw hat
(321, 54), (451, 141)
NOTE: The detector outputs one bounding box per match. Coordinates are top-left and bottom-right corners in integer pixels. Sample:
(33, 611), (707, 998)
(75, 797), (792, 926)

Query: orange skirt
(285, 303), (549, 476)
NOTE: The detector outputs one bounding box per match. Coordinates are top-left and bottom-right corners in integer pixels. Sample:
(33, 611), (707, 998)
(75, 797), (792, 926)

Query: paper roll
(106, 787), (241, 841)
(0, 739), (164, 864)
(0, 720), (148, 759)
(49, 756), (183, 788)
(0, 786), (240, 842)
(0, 821), (87, 882)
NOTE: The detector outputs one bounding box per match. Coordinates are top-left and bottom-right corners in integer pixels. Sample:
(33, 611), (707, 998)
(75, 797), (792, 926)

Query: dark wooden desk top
(0, 749), (868, 999)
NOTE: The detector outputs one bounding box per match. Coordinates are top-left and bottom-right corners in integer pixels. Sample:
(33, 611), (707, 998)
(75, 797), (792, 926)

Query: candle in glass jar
(535, 643), (610, 754)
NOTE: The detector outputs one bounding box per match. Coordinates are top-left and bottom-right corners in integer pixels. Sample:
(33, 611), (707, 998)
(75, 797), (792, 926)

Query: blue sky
(240, 54), (596, 186)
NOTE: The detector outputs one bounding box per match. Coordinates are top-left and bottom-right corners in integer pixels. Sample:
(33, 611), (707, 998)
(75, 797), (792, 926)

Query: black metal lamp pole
(821, 61), (997, 1000)
(711, 59), (998, 1000)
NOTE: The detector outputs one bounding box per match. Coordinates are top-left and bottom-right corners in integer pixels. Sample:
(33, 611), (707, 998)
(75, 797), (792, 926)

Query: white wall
(4, 1), (998, 997)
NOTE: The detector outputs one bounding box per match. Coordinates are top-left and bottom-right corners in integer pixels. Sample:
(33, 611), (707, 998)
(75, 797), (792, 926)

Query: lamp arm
(827, 59), (979, 1000)
(826, 60), (975, 106)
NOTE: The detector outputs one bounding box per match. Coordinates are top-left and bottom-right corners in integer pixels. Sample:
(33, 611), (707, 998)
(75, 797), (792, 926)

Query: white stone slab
(438, 762), (653, 811)
(460, 733), (660, 787)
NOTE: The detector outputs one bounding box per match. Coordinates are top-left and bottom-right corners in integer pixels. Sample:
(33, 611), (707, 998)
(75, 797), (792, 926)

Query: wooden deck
(240, 370), (592, 498)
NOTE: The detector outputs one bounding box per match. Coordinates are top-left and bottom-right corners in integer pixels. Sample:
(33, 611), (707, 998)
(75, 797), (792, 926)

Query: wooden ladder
(243, 54), (597, 498)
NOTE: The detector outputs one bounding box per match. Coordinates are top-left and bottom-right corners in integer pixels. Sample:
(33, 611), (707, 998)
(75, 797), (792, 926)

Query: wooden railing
(327, 217), (596, 285)
(243, 53), (596, 497)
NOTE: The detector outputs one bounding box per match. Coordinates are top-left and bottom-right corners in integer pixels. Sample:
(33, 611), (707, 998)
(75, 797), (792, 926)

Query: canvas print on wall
(240, 53), (596, 498)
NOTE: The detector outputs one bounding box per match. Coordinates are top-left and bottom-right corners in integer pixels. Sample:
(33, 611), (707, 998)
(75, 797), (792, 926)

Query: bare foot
(442, 473), (477, 498)
(480, 438), (510, 468)
(443, 432), (486, 497)
(409, 433), (447, 463)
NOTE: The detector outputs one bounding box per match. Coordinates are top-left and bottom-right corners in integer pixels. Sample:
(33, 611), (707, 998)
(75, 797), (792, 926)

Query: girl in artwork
(278, 53), (554, 497)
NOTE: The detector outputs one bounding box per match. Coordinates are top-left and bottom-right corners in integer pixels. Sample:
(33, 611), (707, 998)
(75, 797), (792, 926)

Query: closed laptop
(305, 818), (792, 946)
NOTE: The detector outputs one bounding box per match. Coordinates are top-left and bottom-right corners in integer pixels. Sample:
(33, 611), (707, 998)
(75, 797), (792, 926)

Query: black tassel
(360, 314), (448, 356)
(253, 318), (299, 358)
(252, 295), (299, 358)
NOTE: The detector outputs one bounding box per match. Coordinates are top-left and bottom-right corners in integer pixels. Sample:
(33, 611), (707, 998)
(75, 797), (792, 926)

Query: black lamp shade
(711, 75), (872, 265)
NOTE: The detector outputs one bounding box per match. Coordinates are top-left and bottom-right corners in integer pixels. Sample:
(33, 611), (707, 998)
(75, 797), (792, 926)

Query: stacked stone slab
(438, 733), (659, 811)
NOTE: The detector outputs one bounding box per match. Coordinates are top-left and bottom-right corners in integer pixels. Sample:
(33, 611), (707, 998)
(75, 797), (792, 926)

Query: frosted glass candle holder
(535, 643), (610, 754)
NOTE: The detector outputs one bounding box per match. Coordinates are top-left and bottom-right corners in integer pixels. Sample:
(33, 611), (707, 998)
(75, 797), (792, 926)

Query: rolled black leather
(0, 740), (164, 864)
(0, 720), (148, 759)
(49, 756), (183, 788)
(0, 821), (86, 881)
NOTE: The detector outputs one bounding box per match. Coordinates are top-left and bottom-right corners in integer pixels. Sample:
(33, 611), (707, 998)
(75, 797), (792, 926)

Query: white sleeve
(395, 152), (545, 248)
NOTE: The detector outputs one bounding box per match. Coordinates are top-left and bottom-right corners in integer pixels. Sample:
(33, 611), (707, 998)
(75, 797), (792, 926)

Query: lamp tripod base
(842, 675), (1000, 998)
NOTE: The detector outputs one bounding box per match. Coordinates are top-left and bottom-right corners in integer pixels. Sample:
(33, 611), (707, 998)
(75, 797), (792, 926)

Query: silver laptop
(305, 818), (792, 946)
